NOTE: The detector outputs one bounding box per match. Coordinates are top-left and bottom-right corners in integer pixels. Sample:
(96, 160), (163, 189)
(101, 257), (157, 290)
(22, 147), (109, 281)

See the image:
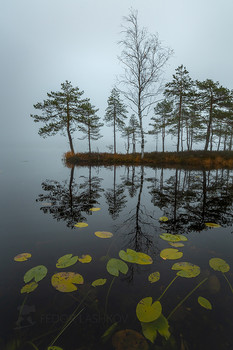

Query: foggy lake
(1, 149), (233, 349)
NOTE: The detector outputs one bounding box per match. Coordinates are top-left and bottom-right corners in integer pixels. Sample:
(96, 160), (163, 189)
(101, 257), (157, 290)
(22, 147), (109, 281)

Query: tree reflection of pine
(36, 166), (103, 228)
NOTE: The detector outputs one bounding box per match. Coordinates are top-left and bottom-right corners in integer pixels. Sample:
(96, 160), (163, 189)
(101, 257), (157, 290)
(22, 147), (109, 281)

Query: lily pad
(205, 223), (221, 228)
(159, 216), (169, 222)
(95, 231), (113, 238)
(169, 242), (184, 247)
(141, 314), (170, 342)
(119, 249), (153, 265)
(14, 253), (32, 262)
(78, 254), (92, 263)
(56, 254), (78, 268)
(160, 249), (183, 260)
(92, 278), (107, 287)
(148, 272), (160, 283)
(172, 262), (200, 278)
(136, 297), (162, 323)
(159, 233), (187, 242)
(51, 272), (84, 292)
(209, 258), (230, 273)
(112, 329), (148, 350)
(89, 207), (101, 212)
(198, 296), (212, 310)
(21, 282), (38, 294)
(106, 258), (128, 277)
(24, 265), (48, 283)
(74, 222), (88, 228)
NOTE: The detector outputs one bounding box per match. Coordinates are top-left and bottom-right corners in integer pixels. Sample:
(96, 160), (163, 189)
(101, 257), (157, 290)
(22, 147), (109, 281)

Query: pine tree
(104, 88), (127, 154)
(30, 80), (87, 153)
(78, 101), (103, 153)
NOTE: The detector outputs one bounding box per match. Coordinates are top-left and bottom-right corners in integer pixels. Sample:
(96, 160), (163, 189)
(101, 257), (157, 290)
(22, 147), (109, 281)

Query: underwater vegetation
(12, 213), (233, 350)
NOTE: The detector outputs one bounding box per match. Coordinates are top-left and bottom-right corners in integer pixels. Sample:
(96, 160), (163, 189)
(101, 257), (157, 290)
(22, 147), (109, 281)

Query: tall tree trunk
(217, 125), (222, 151)
(229, 132), (233, 151)
(132, 131), (136, 153)
(88, 124), (91, 153)
(67, 103), (74, 153)
(177, 94), (182, 152)
(204, 96), (213, 151)
(114, 113), (116, 154)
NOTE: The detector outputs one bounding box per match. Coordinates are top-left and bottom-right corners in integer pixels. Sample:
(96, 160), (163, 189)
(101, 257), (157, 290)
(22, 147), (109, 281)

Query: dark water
(1, 151), (233, 350)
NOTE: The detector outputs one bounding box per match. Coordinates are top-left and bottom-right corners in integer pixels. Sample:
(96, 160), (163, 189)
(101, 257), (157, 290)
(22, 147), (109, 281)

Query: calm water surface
(1, 150), (233, 350)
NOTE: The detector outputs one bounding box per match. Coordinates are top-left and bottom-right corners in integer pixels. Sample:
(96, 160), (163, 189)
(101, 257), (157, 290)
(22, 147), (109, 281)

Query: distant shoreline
(64, 150), (233, 169)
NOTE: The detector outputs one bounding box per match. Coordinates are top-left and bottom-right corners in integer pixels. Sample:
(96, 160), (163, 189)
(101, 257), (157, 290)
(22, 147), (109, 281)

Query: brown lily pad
(112, 329), (148, 350)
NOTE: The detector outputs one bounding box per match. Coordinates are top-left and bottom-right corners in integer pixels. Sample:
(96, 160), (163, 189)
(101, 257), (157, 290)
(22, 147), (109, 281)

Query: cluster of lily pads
(13, 214), (233, 350)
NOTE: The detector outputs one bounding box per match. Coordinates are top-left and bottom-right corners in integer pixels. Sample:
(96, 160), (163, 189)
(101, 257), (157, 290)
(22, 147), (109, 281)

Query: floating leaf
(92, 278), (107, 287)
(56, 254), (78, 268)
(148, 272), (160, 283)
(24, 265), (48, 283)
(159, 216), (169, 222)
(141, 314), (170, 342)
(74, 222), (88, 228)
(209, 258), (230, 273)
(159, 233), (187, 242)
(89, 207), (101, 212)
(172, 262), (200, 278)
(119, 249), (153, 265)
(205, 223), (221, 228)
(21, 282), (38, 294)
(169, 242), (184, 247)
(78, 254), (92, 263)
(177, 235), (188, 241)
(95, 231), (113, 238)
(101, 322), (118, 343)
(51, 272), (84, 292)
(136, 297), (162, 323)
(160, 249), (183, 260)
(112, 329), (148, 350)
(106, 258), (128, 277)
(14, 253), (31, 262)
(48, 347), (63, 350)
(198, 296), (212, 310)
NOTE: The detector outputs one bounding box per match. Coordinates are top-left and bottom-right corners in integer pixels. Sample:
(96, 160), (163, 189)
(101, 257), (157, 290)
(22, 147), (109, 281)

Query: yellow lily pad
(95, 231), (113, 238)
(14, 253), (32, 262)
(74, 222), (88, 228)
(136, 297), (162, 323)
(119, 249), (153, 265)
(56, 254), (78, 268)
(198, 296), (212, 310)
(106, 258), (128, 277)
(160, 249), (183, 260)
(51, 272), (84, 292)
(89, 207), (101, 212)
(92, 278), (107, 287)
(169, 242), (184, 247)
(21, 282), (38, 294)
(209, 258), (230, 273)
(172, 262), (200, 278)
(148, 272), (160, 283)
(159, 216), (169, 222)
(205, 223), (221, 228)
(78, 254), (92, 263)
(159, 233), (187, 242)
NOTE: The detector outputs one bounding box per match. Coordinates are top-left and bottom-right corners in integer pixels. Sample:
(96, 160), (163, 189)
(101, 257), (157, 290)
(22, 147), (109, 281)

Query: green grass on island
(64, 150), (233, 169)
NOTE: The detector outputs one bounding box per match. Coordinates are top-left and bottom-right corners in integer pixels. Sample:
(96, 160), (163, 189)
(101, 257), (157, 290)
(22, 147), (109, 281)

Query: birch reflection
(36, 166), (103, 228)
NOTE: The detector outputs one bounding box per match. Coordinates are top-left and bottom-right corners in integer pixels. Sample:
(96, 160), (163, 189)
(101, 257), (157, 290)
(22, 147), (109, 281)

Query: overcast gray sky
(1, 0), (233, 154)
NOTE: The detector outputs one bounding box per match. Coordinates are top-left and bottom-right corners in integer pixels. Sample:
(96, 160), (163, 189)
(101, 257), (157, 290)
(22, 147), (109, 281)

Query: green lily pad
(160, 249), (183, 260)
(159, 233), (187, 242)
(21, 282), (38, 294)
(169, 242), (184, 247)
(205, 223), (221, 228)
(92, 278), (107, 287)
(107, 258), (128, 277)
(24, 265), (48, 283)
(136, 297), (162, 323)
(198, 296), (212, 310)
(172, 262), (200, 278)
(141, 314), (170, 342)
(56, 254), (78, 268)
(148, 272), (160, 283)
(119, 249), (153, 265)
(209, 258), (230, 272)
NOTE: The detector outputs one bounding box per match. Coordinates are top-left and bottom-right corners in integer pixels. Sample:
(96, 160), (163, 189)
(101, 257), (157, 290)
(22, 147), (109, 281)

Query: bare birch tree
(118, 9), (173, 158)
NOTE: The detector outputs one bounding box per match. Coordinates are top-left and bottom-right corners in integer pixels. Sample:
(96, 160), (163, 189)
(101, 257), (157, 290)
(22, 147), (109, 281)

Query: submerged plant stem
(17, 294), (28, 326)
(167, 277), (208, 320)
(223, 273), (233, 294)
(157, 275), (178, 301)
(26, 341), (39, 350)
(104, 276), (116, 320)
